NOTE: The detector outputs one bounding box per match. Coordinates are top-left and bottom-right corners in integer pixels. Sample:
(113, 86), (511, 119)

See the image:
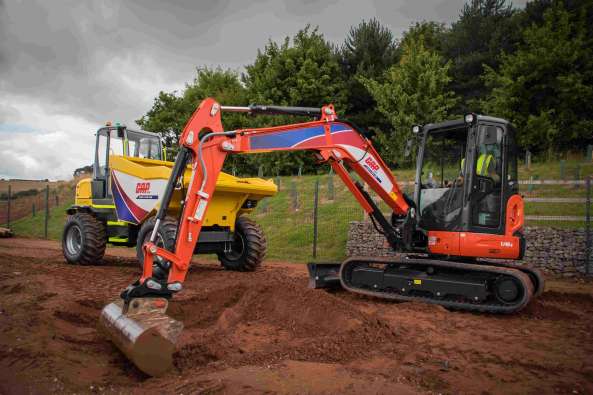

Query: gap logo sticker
(135, 182), (158, 200)
(363, 156), (383, 183)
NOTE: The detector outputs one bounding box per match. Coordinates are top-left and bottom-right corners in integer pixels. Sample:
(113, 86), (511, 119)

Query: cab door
(92, 126), (125, 202)
(459, 122), (521, 259)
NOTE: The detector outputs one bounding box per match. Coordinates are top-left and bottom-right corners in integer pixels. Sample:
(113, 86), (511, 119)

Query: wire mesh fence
(1, 168), (591, 270)
(248, 170), (593, 267)
(0, 182), (75, 238)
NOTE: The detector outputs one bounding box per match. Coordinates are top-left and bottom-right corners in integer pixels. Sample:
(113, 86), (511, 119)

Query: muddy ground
(0, 238), (592, 394)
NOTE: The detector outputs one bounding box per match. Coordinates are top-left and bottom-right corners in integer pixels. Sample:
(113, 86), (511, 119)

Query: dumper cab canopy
(92, 124), (164, 200)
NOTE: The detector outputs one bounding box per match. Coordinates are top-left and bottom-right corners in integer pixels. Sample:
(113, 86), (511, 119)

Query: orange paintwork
(427, 194), (524, 259)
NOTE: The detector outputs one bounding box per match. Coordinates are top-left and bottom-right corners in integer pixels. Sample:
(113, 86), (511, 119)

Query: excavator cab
(414, 114), (522, 258)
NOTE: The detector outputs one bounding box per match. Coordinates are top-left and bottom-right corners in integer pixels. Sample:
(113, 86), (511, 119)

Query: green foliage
(399, 21), (447, 54)
(360, 38), (458, 166)
(442, 0), (520, 111)
(482, 3), (593, 154)
(339, 18), (397, 134)
(137, 67), (247, 147)
(244, 25), (347, 108)
(241, 26), (349, 175)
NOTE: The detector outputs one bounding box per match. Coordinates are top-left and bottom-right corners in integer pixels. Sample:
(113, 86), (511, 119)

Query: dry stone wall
(347, 222), (589, 277)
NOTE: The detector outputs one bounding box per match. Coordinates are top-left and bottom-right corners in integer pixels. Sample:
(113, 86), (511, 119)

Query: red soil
(0, 238), (592, 394)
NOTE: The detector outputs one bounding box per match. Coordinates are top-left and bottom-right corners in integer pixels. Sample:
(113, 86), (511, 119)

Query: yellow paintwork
(75, 178), (93, 206)
(75, 155), (277, 231)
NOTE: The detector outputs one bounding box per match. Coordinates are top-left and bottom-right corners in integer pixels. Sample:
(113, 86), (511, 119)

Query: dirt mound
(172, 270), (400, 370)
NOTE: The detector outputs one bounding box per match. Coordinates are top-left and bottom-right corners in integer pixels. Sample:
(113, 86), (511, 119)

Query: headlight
(464, 113), (476, 124)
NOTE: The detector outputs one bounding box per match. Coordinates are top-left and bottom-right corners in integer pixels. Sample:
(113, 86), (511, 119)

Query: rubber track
(220, 216), (267, 272)
(63, 213), (106, 265)
(340, 256), (534, 314)
(478, 260), (545, 297)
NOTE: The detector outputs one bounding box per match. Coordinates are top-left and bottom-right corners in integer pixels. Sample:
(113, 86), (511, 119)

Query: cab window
(126, 130), (162, 160)
(471, 125), (503, 227)
(96, 132), (108, 177)
(418, 128), (468, 231)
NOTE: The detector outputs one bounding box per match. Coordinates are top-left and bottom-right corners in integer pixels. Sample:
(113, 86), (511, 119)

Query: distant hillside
(0, 179), (67, 194)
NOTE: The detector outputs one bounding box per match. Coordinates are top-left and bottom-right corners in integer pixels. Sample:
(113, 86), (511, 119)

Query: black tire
(217, 216), (266, 272)
(62, 212), (107, 265)
(136, 216), (178, 279)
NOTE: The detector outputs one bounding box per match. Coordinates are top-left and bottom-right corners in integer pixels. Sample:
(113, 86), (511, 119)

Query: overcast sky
(0, 0), (527, 180)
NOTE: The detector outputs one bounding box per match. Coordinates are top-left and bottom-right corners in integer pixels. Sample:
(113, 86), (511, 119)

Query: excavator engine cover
(99, 297), (183, 376)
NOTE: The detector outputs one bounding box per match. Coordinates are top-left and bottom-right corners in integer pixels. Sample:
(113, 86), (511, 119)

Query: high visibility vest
(460, 154), (493, 176)
(477, 154), (493, 176)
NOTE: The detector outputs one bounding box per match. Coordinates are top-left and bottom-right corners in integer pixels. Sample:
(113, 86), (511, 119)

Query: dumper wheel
(62, 212), (106, 265)
(218, 216), (266, 272)
(136, 216), (178, 280)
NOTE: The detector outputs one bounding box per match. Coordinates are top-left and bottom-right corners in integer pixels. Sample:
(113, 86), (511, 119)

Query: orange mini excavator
(100, 98), (543, 375)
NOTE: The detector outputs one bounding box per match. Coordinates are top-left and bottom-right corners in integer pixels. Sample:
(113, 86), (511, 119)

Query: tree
(399, 21), (447, 55)
(242, 26), (348, 175)
(244, 25), (347, 109)
(360, 38), (458, 166)
(482, 3), (593, 154)
(442, 0), (520, 111)
(137, 67), (257, 173)
(137, 67), (247, 147)
(339, 18), (398, 131)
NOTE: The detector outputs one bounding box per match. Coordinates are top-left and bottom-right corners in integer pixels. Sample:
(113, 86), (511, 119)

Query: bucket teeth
(99, 297), (183, 376)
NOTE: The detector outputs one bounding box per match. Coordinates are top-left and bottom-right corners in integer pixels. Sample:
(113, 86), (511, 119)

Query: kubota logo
(136, 182), (151, 194)
(364, 156), (380, 172)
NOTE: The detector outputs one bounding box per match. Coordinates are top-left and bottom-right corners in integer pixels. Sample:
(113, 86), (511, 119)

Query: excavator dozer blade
(306, 262), (342, 289)
(99, 297), (183, 376)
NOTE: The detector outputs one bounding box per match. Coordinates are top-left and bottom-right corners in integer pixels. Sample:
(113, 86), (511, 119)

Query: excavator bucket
(99, 297), (183, 376)
(306, 262), (342, 289)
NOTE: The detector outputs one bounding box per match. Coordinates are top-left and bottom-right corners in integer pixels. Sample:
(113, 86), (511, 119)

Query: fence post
(44, 185), (49, 239)
(525, 150), (531, 170)
(574, 164), (581, 189)
(586, 176), (591, 276)
(258, 165), (263, 177)
(32, 204), (36, 217)
(6, 185), (10, 228)
(55, 193), (59, 207)
(528, 175), (534, 193)
(276, 175), (281, 192)
(587, 145), (593, 162)
(312, 179), (319, 259)
(298, 165), (302, 177)
(290, 180), (298, 210)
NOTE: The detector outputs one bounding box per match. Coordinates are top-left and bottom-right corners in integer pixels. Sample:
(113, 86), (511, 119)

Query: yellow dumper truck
(62, 123), (276, 274)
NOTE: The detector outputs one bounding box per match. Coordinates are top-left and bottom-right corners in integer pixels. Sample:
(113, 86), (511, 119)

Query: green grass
(9, 200), (73, 240)
(5, 159), (592, 262)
